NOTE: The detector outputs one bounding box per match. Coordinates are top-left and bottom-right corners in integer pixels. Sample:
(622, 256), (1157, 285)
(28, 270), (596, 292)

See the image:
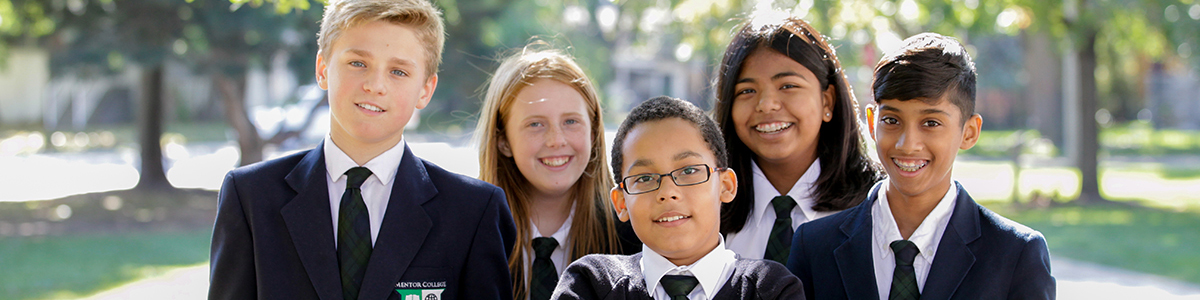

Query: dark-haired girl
(713, 14), (884, 264)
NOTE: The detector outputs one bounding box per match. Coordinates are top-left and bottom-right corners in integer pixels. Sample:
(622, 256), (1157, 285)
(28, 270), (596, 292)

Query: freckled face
(317, 20), (436, 149)
(499, 79), (593, 198)
(731, 48), (833, 166)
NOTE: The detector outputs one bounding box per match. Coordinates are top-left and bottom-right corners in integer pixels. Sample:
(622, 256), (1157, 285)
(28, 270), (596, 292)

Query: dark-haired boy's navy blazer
(209, 142), (517, 300)
(786, 182), (1055, 300)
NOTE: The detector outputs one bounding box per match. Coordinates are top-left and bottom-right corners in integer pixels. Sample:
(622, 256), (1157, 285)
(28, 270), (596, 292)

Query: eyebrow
(519, 111), (585, 122)
(878, 105), (952, 117)
(736, 71), (807, 84)
(625, 150), (704, 173)
(674, 151), (702, 161)
(347, 49), (416, 67)
(922, 108), (952, 116)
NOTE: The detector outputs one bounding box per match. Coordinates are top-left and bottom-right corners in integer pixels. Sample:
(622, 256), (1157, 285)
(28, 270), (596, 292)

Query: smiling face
(731, 48), (834, 167)
(317, 20), (437, 153)
(611, 118), (736, 266)
(499, 79), (593, 199)
(870, 97), (981, 200)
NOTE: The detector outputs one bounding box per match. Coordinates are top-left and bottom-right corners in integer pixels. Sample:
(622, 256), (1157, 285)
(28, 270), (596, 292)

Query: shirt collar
(323, 135), (406, 185)
(750, 159), (822, 221)
(642, 237), (736, 298)
(872, 179), (958, 261)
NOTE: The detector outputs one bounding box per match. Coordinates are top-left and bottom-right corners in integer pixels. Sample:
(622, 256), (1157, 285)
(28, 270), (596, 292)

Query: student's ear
(497, 134), (513, 157)
(718, 168), (737, 204)
(821, 85), (836, 122)
(611, 187), (630, 222)
(315, 53), (329, 90)
(960, 113), (983, 150)
(865, 104), (877, 139)
(415, 74), (437, 110)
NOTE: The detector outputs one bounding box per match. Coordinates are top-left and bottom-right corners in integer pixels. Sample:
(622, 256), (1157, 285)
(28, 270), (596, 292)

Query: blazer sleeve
(1008, 233), (1056, 300)
(458, 187), (517, 300)
(753, 260), (807, 300)
(551, 257), (605, 300)
(208, 172), (257, 300)
(786, 223), (815, 300)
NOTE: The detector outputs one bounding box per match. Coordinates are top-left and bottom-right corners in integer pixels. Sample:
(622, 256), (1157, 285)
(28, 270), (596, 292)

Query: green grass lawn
(0, 229), (212, 300)
(985, 203), (1200, 285)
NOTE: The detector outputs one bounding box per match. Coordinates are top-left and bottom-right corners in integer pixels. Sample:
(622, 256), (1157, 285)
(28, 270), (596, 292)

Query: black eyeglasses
(619, 164), (722, 195)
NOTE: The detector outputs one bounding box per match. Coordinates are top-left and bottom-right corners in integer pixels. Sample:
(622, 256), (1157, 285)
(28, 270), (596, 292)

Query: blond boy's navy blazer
(786, 182), (1055, 300)
(209, 142), (517, 300)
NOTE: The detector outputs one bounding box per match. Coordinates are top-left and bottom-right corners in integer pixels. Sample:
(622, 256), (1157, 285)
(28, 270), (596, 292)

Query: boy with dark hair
(208, 0), (516, 299)
(553, 96), (805, 299)
(786, 33), (1055, 300)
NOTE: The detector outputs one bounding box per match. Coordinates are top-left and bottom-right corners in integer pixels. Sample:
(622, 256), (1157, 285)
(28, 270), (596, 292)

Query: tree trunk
(215, 72), (264, 166)
(135, 65), (173, 191)
(1075, 29), (1105, 204)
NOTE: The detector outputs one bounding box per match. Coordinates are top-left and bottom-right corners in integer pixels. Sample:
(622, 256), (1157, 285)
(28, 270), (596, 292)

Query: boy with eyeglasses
(551, 96), (805, 299)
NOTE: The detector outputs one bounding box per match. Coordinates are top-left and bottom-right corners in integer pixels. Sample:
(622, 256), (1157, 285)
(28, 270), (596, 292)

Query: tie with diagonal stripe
(764, 195), (797, 264)
(660, 275), (699, 300)
(889, 240), (921, 300)
(338, 167), (373, 300)
(530, 237), (559, 300)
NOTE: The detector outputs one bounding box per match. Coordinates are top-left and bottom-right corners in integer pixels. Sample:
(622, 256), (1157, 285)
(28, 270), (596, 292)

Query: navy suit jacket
(209, 142), (517, 300)
(786, 182), (1055, 300)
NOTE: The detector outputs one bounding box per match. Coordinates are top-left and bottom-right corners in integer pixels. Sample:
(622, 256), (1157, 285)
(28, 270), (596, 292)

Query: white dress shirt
(725, 160), (834, 259)
(324, 135), (406, 246)
(641, 238), (738, 300)
(522, 206), (575, 299)
(871, 179), (958, 300)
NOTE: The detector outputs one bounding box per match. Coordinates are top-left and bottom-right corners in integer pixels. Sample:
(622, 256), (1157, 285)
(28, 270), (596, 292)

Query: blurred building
(0, 48), (50, 126)
(1147, 62), (1200, 130)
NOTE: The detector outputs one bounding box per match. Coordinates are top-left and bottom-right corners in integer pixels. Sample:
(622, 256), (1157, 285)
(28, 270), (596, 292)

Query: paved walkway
(75, 258), (1200, 299)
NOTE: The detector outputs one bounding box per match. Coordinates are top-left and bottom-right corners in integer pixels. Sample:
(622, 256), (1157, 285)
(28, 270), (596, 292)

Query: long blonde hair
(475, 44), (620, 300)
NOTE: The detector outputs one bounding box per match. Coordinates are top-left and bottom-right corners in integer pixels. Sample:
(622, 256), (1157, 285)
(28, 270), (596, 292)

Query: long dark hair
(713, 15), (883, 234)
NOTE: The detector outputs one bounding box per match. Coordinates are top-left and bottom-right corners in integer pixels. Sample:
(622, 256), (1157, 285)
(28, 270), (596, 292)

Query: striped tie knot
(532, 237), (559, 259)
(890, 240), (919, 266)
(345, 167), (372, 189)
(660, 275), (699, 300)
(771, 196), (797, 218)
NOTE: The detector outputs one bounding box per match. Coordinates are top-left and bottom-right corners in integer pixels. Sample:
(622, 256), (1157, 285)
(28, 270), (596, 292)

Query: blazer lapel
(358, 144), (436, 300)
(921, 182), (980, 300)
(280, 144), (342, 300)
(834, 182), (882, 300)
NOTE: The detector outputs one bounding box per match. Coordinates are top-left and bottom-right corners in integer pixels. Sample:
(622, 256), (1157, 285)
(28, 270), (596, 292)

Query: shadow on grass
(986, 202), (1200, 285)
(0, 188), (218, 300)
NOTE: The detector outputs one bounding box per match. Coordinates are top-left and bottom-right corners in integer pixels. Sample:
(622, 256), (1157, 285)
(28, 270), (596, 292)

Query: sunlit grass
(955, 160), (1200, 210)
(986, 204), (1200, 285)
(0, 229), (211, 300)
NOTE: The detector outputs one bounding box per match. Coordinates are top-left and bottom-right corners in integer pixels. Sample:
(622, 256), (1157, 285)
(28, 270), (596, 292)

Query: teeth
(357, 103), (383, 112)
(754, 122), (793, 133)
(893, 158), (927, 172)
(655, 215), (689, 222)
(540, 157), (569, 167)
